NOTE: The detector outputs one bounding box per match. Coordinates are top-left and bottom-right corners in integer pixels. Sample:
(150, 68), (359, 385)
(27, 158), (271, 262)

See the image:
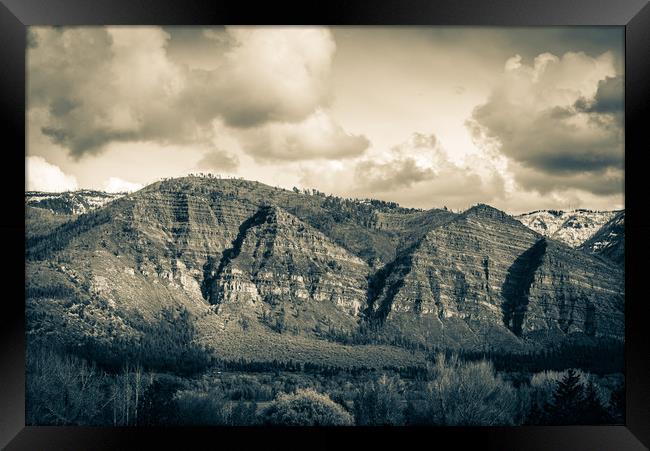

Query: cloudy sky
(26, 26), (624, 213)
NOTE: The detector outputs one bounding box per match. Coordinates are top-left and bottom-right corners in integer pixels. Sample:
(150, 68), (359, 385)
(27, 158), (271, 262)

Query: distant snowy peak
(515, 209), (621, 248)
(25, 190), (125, 215)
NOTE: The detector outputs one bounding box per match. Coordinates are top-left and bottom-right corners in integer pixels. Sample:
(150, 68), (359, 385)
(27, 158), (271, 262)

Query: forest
(26, 320), (624, 426)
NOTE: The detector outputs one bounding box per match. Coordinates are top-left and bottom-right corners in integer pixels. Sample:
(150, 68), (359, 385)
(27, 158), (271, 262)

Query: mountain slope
(25, 206), (74, 239)
(367, 204), (624, 349)
(26, 181), (455, 268)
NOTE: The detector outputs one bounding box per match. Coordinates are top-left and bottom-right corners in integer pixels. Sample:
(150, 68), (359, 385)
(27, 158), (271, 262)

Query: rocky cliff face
(26, 178), (625, 358)
(201, 205), (370, 335)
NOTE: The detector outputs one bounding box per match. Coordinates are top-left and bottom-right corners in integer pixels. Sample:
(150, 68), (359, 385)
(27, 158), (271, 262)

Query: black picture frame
(2, 1), (649, 449)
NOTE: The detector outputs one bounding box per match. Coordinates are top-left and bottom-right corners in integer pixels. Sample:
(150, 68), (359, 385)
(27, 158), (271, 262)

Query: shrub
(138, 375), (184, 426)
(426, 353), (520, 425)
(353, 374), (405, 425)
(260, 389), (353, 426)
(608, 381), (625, 423)
(530, 368), (591, 391)
(26, 344), (153, 426)
(404, 399), (434, 425)
(26, 346), (106, 425)
(229, 400), (260, 426)
(174, 389), (229, 425)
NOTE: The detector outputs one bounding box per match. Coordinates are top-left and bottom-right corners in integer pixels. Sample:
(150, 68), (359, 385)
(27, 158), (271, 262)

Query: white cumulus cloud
(237, 109), (370, 162)
(26, 156), (78, 192)
(299, 132), (506, 210)
(103, 177), (143, 193)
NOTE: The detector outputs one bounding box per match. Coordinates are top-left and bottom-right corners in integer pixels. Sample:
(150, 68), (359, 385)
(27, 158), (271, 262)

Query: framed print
(2, 0), (649, 449)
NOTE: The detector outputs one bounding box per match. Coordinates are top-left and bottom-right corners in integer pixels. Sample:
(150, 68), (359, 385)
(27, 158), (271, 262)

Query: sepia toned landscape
(25, 26), (624, 426)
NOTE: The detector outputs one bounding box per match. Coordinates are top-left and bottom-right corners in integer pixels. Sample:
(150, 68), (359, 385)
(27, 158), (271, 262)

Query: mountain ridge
(25, 176), (625, 365)
(26, 185), (623, 250)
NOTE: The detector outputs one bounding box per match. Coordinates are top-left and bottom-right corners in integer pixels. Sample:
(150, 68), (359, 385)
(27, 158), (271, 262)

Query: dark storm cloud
(468, 51), (623, 194)
(28, 27), (176, 157)
(28, 27), (114, 108)
(470, 104), (622, 175)
(351, 133), (438, 192)
(41, 126), (138, 156)
(48, 98), (79, 117)
(575, 75), (623, 115)
(511, 162), (623, 196)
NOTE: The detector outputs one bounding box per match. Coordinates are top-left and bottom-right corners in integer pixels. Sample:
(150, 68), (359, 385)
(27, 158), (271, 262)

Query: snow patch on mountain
(579, 211), (624, 266)
(26, 190), (125, 215)
(515, 209), (620, 248)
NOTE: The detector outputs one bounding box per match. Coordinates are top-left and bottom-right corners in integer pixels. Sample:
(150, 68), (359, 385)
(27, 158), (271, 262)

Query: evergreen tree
(543, 369), (585, 424)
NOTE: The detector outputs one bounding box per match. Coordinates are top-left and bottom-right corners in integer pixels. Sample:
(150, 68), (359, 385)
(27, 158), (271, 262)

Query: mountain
(579, 211), (625, 267)
(25, 176), (624, 369)
(25, 190), (124, 215)
(365, 204), (623, 348)
(25, 178), (439, 368)
(515, 209), (620, 248)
